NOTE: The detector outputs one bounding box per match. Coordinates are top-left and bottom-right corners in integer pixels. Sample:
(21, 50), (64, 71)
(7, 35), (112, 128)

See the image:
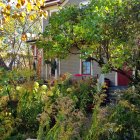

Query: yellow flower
(16, 86), (22, 92)
(34, 82), (39, 89)
(102, 83), (108, 88)
(66, 88), (73, 93)
(5, 112), (8, 116)
(41, 85), (47, 90)
(47, 90), (53, 97)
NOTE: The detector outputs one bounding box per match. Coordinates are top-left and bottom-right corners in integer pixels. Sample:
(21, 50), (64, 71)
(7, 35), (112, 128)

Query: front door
(117, 71), (132, 86)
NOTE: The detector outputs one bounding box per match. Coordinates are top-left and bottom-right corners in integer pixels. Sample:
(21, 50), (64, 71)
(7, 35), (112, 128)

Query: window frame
(82, 61), (91, 75)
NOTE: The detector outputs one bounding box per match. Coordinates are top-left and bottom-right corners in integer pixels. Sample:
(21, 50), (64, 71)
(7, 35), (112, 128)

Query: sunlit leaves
(39, 0), (140, 77)
(26, 2), (32, 12)
(0, 0), (45, 71)
(21, 33), (27, 41)
(16, 3), (21, 9)
(0, 2), (5, 8)
(0, 0), (47, 23)
(29, 13), (37, 20)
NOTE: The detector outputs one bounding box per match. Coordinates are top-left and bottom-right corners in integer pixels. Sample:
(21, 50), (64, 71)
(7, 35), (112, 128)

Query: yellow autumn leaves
(21, 33), (27, 41)
(0, 0), (48, 23)
(0, 0), (48, 42)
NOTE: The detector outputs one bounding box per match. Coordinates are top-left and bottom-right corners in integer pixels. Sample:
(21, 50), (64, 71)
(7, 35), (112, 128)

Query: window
(82, 61), (91, 74)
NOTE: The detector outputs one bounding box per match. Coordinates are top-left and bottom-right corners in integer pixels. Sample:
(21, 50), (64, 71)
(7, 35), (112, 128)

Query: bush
(0, 72), (98, 139)
(0, 80), (47, 139)
(37, 75), (98, 140)
(86, 87), (140, 140)
(38, 96), (86, 140)
(73, 78), (97, 113)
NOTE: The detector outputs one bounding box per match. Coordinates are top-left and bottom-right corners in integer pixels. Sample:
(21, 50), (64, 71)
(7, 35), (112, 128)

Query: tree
(38, 0), (140, 84)
(0, 0), (47, 70)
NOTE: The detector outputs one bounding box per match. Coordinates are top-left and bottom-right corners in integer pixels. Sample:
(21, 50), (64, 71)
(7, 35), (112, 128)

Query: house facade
(32, 0), (131, 87)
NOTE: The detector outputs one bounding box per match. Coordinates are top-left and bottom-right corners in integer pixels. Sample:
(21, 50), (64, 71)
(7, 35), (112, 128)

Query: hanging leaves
(21, 33), (27, 41)
(16, 3), (21, 9)
(38, 0), (140, 77)
(0, 2), (6, 8)
(27, 2), (32, 12)
(0, 0), (47, 23)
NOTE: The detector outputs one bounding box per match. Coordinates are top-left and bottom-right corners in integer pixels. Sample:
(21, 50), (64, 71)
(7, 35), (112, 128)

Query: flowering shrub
(16, 82), (46, 137)
(0, 80), (47, 139)
(37, 74), (98, 139)
(0, 71), (98, 139)
(48, 74), (97, 113)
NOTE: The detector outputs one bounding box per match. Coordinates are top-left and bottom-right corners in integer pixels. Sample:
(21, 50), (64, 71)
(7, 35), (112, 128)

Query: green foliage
(38, 96), (86, 140)
(85, 87), (140, 140)
(0, 79), (47, 139)
(49, 74), (97, 113)
(0, 71), (98, 139)
(1, 69), (140, 140)
(37, 74), (98, 140)
(38, 0), (140, 82)
(0, 68), (35, 101)
(73, 78), (97, 113)
(85, 93), (108, 140)
(0, 68), (35, 86)
(16, 83), (45, 137)
(5, 133), (26, 140)
(104, 88), (140, 140)
(0, 109), (15, 140)
(37, 6), (83, 59)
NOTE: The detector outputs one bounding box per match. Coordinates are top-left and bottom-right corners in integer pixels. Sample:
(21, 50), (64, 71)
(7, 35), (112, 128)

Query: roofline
(42, 0), (66, 8)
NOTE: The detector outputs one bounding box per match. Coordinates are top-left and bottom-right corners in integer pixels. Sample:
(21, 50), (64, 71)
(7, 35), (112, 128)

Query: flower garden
(0, 69), (140, 140)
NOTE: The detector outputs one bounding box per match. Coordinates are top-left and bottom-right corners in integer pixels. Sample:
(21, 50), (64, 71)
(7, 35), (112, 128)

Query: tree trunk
(0, 56), (9, 70)
(0, 55), (15, 70)
(8, 58), (15, 70)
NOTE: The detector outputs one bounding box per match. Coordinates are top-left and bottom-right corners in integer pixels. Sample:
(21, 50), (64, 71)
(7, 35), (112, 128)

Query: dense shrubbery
(0, 69), (45, 139)
(1, 68), (140, 140)
(37, 74), (97, 139)
(38, 96), (86, 140)
(0, 70), (97, 139)
(86, 87), (140, 140)
(0, 80), (46, 139)
(105, 88), (140, 140)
